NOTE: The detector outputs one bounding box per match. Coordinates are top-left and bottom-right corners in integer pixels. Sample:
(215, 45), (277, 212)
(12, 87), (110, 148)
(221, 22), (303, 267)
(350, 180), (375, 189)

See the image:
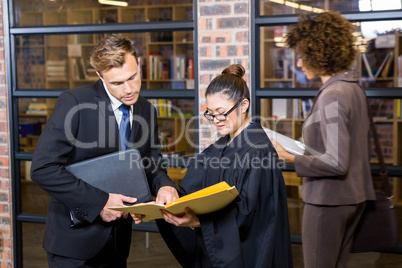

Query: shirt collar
(103, 82), (132, 112)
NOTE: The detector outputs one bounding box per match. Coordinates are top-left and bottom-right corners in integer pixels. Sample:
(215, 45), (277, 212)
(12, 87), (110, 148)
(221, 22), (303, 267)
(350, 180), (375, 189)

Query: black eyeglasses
(204, 99), (243, 122)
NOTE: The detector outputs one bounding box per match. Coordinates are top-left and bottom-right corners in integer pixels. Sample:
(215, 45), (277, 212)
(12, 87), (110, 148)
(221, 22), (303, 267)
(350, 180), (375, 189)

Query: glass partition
(259, 0), (402, 16)
(20, 164), (50, 214)
(15, 31), (194, 90)
(14, 0), (193, 26)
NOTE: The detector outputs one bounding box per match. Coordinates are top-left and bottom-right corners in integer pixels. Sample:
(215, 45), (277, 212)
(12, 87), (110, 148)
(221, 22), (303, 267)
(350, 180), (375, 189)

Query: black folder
(66, 149), (152, 204)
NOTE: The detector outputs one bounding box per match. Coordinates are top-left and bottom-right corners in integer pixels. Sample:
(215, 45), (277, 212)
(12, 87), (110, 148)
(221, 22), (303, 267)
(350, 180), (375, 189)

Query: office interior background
(1, 0), (402, 267)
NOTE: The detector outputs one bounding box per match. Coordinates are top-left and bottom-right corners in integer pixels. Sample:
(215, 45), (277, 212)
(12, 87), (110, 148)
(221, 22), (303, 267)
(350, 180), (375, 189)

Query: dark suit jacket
(31, 80), (177, 259)
(294, 73), (375, 205)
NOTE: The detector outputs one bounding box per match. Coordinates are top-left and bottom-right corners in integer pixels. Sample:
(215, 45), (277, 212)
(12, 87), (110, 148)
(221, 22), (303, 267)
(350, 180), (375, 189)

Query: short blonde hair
(89, 34), (138, 75)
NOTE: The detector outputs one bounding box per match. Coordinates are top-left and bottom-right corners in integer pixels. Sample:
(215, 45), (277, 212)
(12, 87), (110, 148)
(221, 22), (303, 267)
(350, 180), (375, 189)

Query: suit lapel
(132, 99), (143, 145)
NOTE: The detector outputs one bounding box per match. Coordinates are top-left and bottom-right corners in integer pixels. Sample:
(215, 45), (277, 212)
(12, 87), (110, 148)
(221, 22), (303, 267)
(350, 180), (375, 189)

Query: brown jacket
(294, 73), (375, 205)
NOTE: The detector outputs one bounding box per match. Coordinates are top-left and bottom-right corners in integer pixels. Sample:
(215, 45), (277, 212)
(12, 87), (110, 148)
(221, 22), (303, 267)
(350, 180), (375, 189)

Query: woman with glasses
(156, 64), (293, 268)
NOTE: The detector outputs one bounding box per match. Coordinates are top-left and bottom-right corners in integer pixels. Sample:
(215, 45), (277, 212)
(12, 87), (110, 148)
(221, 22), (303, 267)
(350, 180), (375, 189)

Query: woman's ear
(241, 99), (250, 114)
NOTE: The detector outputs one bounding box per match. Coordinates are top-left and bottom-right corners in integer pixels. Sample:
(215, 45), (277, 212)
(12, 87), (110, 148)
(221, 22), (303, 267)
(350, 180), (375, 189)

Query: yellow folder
(109, 181), (239, 222)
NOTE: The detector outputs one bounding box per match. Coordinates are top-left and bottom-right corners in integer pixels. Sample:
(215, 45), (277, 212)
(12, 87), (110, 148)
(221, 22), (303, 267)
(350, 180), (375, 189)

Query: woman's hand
(131, 213), (145, 224)
(156, 186), (179, 205)
(161, 207), (200, 228)
(270, 138), (296, 163)
(130, 200), (156, 224)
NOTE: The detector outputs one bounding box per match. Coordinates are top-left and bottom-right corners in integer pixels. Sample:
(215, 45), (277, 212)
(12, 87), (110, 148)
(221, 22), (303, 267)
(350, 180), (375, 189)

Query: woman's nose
(297, 58), (303, 68)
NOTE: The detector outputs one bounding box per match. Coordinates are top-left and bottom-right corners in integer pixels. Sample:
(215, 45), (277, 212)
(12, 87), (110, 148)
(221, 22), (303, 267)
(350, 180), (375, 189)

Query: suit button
(75, 208), (80, 212)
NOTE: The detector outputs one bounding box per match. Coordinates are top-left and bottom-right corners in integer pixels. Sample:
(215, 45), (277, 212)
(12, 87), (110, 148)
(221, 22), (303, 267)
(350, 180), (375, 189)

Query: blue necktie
(119, 104), (131, 150)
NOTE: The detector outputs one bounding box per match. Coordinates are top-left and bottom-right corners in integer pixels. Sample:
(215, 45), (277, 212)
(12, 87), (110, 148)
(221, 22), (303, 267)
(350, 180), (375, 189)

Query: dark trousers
(47, 227), (127, 268)
(302, 202), (366, 268)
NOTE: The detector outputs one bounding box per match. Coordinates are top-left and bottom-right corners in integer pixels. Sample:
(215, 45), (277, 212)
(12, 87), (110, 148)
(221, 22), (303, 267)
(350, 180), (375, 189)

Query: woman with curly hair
(271, 11), (375, 268)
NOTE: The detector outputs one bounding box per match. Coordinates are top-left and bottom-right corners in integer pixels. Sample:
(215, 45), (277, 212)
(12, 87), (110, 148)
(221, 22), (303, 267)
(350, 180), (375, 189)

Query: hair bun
(222, 64), (245, 78)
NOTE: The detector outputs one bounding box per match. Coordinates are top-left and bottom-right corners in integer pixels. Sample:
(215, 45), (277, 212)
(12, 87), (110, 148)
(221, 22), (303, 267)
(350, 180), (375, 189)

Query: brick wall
(0, 1), (13, 267)
(197, 0), (251, 151)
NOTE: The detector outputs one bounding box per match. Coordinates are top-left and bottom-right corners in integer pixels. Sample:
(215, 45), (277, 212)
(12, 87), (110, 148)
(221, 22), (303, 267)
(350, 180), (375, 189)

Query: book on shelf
(86, 67), (98, 80)
(159, 99), (171, 117)
(301, 99), (313, 118)
(152, 55), (161, 80)
(46, 60), (67, 80)
(109, 181), (239, 222)
(147, 51), (161, 80)
(148, 55), (173, 80)
(187, 58), (194, 79)
(362, 53), (374, 79)
(381, 51), (394, 78)
(47, 60), (66, 66)
(176, 55), (186, 80)
(26, 102), (48, 115)
(293, 99), (302, 119)
(71, 58), (86, 80)
(148, 99), (172, 117)
(374, 52), (392, 79)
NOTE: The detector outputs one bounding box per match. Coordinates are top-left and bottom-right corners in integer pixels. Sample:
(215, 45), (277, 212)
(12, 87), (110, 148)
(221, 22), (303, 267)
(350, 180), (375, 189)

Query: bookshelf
(16, 3), (195, 157)
(17, 4), (194, 91)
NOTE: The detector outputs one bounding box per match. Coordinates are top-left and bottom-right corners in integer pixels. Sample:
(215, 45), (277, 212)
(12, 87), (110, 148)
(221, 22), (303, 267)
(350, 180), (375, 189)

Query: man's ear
(138, 57), (141, 74)
(96, 71), (104, 82)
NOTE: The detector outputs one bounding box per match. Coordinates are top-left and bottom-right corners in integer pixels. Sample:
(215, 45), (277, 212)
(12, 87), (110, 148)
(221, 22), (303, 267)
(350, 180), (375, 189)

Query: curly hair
(285, 11), (356, 76)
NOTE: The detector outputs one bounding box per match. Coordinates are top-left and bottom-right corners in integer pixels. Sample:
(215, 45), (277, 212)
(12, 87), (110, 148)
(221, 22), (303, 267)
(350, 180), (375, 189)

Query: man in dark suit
(31, 34), (179, 267)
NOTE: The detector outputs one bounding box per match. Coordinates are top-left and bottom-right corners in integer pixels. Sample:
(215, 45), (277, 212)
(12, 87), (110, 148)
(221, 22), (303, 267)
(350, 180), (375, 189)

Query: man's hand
(270, 138), (296, 163)
(155, 186), (179, 205)
(161, 207), (200, 228)
(100, 193), (136, 222)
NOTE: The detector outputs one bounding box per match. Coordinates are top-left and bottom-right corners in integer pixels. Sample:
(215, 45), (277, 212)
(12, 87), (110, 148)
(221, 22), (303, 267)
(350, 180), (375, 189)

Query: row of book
(47, 60), (67, 80)
(16, 48), (46, 89)
(147, 52), (194, 80)
(362, 51), (394, 79)
(148, 99), (172, 117)
(71, 58), (97, 81)
(26, 102), (48, 115)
